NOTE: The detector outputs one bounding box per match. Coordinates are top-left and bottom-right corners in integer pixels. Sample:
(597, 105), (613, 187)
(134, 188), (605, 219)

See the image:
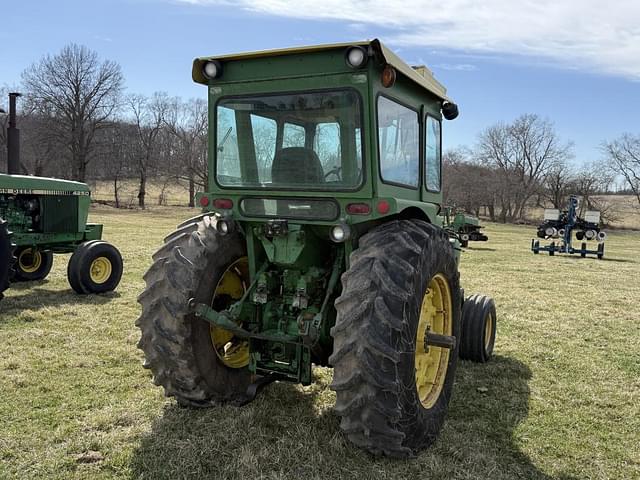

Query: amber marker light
(381, 65), (396, 88)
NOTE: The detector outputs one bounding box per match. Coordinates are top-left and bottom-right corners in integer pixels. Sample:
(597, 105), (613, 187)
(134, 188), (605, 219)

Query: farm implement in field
(0, 93), (123, 300)
(137, 40), (498, 457)
(444, 208), (488, 247)
(531, 195), (605, 259)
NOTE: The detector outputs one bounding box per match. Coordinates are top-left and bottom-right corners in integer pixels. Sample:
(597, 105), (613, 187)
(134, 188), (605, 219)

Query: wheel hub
(90, 257), (112, 284)
(209, 257), (250, 369)
(415, 273), (452, 409)
(18, 249), (42, 273)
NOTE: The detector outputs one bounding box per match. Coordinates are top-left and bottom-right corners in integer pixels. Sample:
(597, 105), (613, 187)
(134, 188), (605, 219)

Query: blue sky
(1, 0), (639, 163)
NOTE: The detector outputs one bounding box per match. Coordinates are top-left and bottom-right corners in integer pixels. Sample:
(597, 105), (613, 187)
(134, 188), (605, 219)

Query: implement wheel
(459, 294), (496, 363)
(13, 247), (53, 282)
(0, 219), (14, 299)
(137, 215), (252, 406)
(330, 220), (461, 457)
(68, 241), (123, 294)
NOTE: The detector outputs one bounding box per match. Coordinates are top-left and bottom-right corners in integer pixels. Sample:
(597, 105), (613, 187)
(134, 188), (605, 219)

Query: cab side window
(377, 96), (419, 188)
(425, 116), (441, 192)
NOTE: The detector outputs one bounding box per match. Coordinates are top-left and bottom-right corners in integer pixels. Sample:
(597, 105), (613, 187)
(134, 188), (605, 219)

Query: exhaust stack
(6, 92), (22, 175)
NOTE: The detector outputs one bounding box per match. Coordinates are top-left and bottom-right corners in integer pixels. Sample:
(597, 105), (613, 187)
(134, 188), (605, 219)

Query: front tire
(67, 241), (123, 294)
(0, 219), (14, 299)
(330, 220), (461, 457)
(13, 248), (53, 282)
(136, 215), (252, 407)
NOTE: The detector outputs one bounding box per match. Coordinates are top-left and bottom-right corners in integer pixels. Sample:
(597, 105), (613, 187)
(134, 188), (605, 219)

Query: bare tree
(476, 114), (573, 222)
(127, 92), (169, 208)
(542, 160), (574, 209)
(21, 44), (123, 182)
(443, 148), (498, 218)
(163, 97), (208, 207)
(604, 134), (640, 207)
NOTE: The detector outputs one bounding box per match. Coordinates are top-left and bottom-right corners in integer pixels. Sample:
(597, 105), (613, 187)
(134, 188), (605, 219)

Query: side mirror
(442, 102), (459, 120)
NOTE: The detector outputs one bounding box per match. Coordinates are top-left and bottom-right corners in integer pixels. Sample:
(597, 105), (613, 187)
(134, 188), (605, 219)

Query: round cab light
(199, 196), (210, 207)
(203, 60), (222, 80)
(376, 200), (390, 214)
(330, 224), (352, 243)
(345, 46), (368, 68)
(585, 229), (596, 240)
(381, 65), (396, 88)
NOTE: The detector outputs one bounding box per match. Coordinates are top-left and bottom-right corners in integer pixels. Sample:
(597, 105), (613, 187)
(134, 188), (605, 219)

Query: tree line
(1, 43), (640, 219)
(0, 44), (207, 208)
(444, 114), (640, 224)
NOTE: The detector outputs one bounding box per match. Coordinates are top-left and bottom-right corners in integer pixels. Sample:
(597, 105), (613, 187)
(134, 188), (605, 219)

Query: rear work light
(202, 60), (223, 80)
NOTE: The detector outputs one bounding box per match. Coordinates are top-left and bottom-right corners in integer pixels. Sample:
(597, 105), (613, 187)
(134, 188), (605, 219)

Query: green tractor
(444, 208), (489, 248)
(137, 40), (497, 457)
(0, 93), (123, 299)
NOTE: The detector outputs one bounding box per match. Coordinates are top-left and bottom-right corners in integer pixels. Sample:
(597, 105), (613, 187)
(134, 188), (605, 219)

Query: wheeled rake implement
(531, 195), (605, 259)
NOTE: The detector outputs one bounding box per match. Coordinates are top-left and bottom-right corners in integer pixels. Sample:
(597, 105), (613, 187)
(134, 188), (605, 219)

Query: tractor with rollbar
(0, 92), (123, 300)
(532, 195), (606, 259)
(137, 40), (498, 457)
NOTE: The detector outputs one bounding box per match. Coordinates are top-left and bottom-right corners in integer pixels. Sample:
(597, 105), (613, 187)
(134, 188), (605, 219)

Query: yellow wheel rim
(209, 257), (250, 369)
(484, 312), (493, 350)
(415, 273), (453, 409)
(89, 257), (112, 284)
(18, 249), (43, 273)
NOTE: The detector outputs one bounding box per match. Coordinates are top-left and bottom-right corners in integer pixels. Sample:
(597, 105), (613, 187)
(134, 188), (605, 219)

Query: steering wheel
(324, 166), (342, 181)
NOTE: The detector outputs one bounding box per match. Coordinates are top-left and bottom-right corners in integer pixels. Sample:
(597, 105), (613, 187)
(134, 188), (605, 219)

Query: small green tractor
(0, 93), (123, 300)
(137, 40), (497, 457)
(444, 208), (489, 248)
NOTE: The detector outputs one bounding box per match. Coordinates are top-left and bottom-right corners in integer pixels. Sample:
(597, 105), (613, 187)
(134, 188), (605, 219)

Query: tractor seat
(271, 147), (324, 185)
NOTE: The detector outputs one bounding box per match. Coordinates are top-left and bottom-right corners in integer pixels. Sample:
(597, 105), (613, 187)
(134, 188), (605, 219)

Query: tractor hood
(0, 174), (91, 196)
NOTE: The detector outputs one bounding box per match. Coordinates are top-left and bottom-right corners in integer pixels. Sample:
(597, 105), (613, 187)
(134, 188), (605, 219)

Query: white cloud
(433, 64), (478, 72)
(177, 0), (640, 80)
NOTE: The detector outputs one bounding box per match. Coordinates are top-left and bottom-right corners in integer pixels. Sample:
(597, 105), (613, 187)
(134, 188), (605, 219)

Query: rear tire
(330, 220), (461, 457)
(459, 294), (496, 363)
(13, 248), (53, 281)
(137, 215), (252, 407)
(0, 219), (14, 299)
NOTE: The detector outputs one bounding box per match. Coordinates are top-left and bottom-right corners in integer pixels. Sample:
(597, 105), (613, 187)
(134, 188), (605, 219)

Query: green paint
(191, 40), (457, 384)
(0, 173), (106, 253)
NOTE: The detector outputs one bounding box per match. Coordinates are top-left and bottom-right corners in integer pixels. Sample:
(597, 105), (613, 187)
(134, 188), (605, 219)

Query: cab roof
(192, 39), (450, 102)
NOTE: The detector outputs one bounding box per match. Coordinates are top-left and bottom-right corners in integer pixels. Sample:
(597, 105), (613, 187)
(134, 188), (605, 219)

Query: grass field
(1, 206), (639, 480)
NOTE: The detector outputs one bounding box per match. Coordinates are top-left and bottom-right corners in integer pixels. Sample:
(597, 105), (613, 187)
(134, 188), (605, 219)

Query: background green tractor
(137, 40), (497, 457)
(0, 93), (123, 298)
(444, 208), (489, 248)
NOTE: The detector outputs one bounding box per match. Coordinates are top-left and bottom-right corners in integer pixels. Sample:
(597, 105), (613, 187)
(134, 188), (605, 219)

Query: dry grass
(90, 178), (194, 207)
(0, 207), (639, 479)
